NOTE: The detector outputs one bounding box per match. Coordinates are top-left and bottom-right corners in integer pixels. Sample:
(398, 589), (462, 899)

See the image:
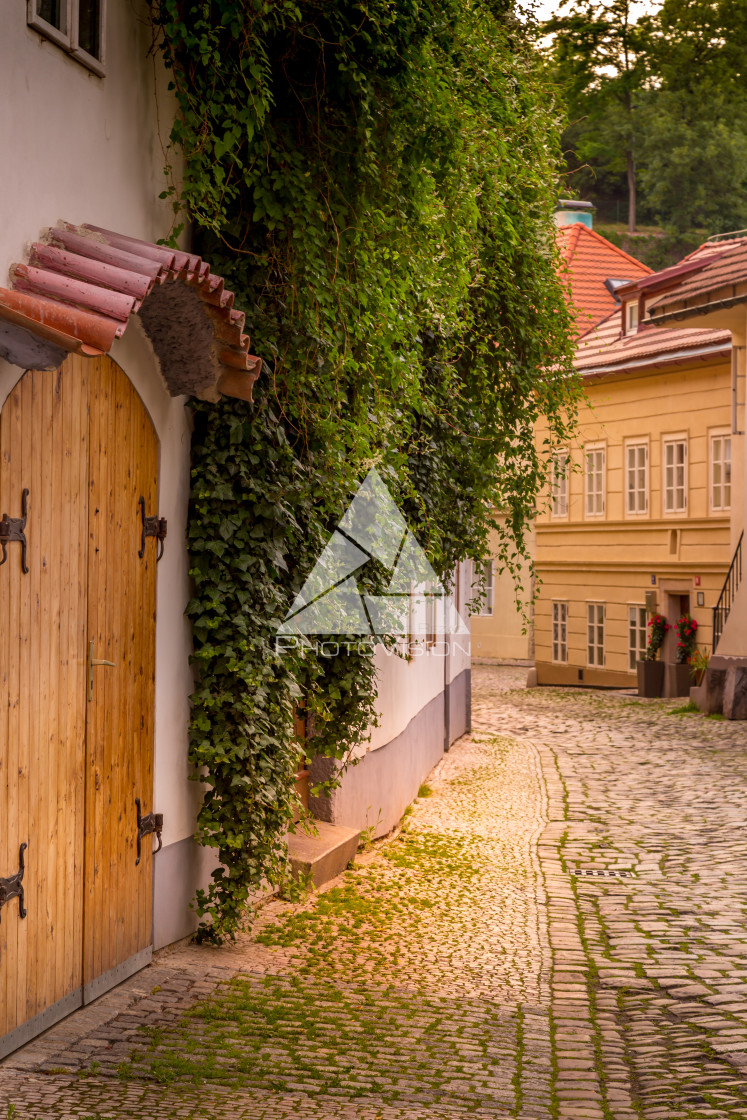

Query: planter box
(665, 661), (692, 698)
(637, 659), (664, 698)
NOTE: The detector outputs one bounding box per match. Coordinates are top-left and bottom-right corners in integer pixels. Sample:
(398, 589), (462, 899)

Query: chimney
(554, 200), (595, 230)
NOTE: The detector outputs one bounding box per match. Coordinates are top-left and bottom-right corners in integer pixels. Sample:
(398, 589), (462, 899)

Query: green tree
(637, 94), (747, 232)
(542, 0), (747, 235)
(634, 0), (747, 232)
(541, 0), (653, 230)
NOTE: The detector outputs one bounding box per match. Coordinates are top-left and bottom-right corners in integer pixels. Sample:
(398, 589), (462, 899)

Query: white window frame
(710, 431), (732, 512)
(27, 0), (106, 75)
(625, 440), (649, 516)
(587, 603), (605, 667)
(585, 445), (606, 518)
(627, 301), (639, 331)
(662, 435), (688, 514)
(472, 560), (494, 617)
(551, 452), (569, 519)
(628, 605), (647, 670)
(552, 602), (568, 663)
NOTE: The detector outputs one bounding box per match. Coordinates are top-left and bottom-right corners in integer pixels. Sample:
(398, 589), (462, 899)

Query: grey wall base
(310, 667), (471, 839)
(153, 836), (220, 950)
(447, 667), (470, 748)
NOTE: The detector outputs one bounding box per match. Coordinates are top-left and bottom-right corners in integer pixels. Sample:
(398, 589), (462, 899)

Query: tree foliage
(543, 0), (747, 234)
(541, 0), (650, 230)
(151, 0), (579, 939)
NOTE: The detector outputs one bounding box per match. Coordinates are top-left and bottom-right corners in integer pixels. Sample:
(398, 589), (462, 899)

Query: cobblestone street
(3, 665), (747, 1118)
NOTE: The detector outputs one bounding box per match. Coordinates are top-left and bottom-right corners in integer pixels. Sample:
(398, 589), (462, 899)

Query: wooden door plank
(0, 361), (89, 1049)
(110, 379), (126, 974)
(0, 379), (19, 1035)
(83, 356), (159, 994)
(60, 360), (88, 999)
(27, 372), (43, 1023)
(84, 357), (105, 987)
(142, 405), (158, 948)
(44, 370), (60, 1013)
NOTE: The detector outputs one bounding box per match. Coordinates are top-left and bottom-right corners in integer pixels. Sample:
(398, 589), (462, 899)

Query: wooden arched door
(0, 354), (159, 1056)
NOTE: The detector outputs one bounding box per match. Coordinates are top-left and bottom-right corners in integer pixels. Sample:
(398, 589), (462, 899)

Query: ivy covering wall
(151, 0), (580, 940)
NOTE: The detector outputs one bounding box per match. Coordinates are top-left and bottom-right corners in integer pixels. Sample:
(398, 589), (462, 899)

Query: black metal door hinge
(135, 798), (163, 865)
(138, 496), (167, 562)
(0, 488), (29, 573)
(0, 843), (28, 923)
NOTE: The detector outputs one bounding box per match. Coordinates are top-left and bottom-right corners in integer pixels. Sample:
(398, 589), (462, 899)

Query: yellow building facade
(535, 312), (736, 688)
(470, 520), (534, 661)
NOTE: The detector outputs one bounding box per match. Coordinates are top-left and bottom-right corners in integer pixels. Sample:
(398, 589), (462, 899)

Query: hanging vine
(150, 0), (581, 940)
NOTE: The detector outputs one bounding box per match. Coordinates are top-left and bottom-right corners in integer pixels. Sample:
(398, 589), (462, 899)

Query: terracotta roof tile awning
(0, 223), (262, 402)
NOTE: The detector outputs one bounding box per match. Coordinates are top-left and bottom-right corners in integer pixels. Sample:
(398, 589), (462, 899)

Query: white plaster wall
(367, 643), (445, 753)
(450, 559), (472, 683)
(0, 3), (196, 840)
(0, 0), (179, 273)
(365, 559), (472, 753)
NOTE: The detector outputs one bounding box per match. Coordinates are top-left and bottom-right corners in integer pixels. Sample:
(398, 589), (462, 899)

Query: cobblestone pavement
(3, 665), (747, 1119)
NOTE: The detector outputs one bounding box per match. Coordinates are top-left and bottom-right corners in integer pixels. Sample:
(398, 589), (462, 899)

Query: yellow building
(646, 235), (747, 716)
(470, 522), (535, 661)
(534, 264), (737, 691)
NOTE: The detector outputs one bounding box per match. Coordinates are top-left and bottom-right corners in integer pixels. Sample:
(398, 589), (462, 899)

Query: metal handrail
(713, 530), (743, 652)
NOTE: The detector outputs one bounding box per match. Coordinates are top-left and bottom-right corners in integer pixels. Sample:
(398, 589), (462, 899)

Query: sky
(522, 0), (660, 21)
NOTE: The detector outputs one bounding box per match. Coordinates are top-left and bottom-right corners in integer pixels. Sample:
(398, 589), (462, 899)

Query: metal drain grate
(572, 869), (634, 878)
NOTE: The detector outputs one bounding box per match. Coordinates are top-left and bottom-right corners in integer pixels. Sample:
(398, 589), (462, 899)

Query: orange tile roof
(557, 224), (652, 333)
(575, 308), (730, 376)
(648, 237), (747, 320)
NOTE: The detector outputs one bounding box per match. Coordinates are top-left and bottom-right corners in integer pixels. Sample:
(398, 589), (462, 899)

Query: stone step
(286, 820), (361, 889)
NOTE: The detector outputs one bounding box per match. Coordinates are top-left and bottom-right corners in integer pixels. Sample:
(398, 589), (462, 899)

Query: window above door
(27, 0), (106, 75)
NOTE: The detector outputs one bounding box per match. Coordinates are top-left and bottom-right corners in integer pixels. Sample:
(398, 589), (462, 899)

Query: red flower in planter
(646, 613), (670, 661)
(674, 614), (698, 665)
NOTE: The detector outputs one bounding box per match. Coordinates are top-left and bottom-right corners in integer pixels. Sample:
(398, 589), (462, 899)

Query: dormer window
(627, 301), (639, 331)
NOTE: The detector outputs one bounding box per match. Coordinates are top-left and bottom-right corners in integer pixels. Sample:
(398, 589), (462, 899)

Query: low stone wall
(701, 657), (747, 720)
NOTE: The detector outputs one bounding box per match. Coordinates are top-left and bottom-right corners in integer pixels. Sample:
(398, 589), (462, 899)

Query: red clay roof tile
(575, 307), (730, 375)
(0, 223), (261, 402)
(557, 224), (652, 332)
(648, 238), (747, 318)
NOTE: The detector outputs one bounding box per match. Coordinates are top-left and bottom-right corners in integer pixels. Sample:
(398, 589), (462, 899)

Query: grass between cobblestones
(127, 973), (517, 1108)
(115, 734), (537, 1114)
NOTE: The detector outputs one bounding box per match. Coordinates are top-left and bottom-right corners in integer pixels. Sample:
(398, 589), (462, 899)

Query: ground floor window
(587, 603), (605, 666)
(552, 602), (568, 662)
(628, 605), (647, 670)
(472, 559), (494, 616)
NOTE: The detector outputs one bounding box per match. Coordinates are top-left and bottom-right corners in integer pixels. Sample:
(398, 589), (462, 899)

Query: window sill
(28, 12), (105, 77)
